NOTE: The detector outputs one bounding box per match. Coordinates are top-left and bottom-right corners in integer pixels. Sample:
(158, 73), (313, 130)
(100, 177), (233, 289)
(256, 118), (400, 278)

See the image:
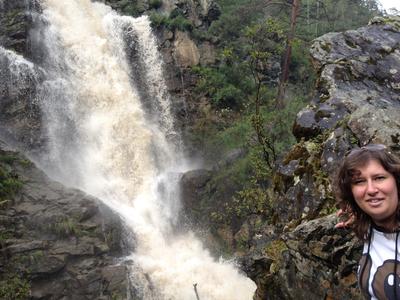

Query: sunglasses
(345, 144), (387, 158)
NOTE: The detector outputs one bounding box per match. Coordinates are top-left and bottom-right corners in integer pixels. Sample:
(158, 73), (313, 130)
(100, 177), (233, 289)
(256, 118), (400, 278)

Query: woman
(335, 144), (400, 300)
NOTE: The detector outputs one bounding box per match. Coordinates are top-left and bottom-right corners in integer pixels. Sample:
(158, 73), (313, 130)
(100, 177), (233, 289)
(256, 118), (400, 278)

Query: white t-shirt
(358, 227), (400, 300)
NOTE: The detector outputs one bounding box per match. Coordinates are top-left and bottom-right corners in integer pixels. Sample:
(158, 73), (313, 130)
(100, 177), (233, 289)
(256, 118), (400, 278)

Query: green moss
(149, 12), (193, 31)
(0, 230), (12, 244)
(319, 41), (332, 53)
(0, 153), (23, 204)
(370, 16), (400, 31)
(30, 250), (44, 262)
(111, 292), (125, 300)
(18, 159), (33, 167)
(168, 15), (193, 31)
(0, 154), (19, 164)
(0, 276), (30, 300)
(265, 239), (287, 257)
(264, 239), (288, 273)
(47, 217), (81, 238)
(235, 187), (270, 218)
(235, 233), (249, 251)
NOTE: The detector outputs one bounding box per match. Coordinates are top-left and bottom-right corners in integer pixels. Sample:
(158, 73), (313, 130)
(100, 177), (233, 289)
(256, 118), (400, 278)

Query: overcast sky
(378, 0), (400, 11)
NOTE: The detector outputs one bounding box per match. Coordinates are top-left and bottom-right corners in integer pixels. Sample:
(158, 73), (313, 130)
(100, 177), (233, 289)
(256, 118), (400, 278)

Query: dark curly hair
(334, 145), (400, 240)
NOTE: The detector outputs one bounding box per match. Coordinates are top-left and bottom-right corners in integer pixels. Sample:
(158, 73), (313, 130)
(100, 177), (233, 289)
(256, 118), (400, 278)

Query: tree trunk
(276, 0), (300, 108)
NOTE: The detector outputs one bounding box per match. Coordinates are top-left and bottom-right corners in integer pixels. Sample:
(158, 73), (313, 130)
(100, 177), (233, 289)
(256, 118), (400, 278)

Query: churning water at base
(24, 0), (256, 298)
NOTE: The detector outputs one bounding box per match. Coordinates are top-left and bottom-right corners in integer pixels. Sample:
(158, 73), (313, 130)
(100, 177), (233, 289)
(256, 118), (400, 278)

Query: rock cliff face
(250, 16), (400, 299)
(0, 0), (31, 55)
(0, 141), (129, 299)
(180, 16), (400, 300)
(0, 0), (43, 154)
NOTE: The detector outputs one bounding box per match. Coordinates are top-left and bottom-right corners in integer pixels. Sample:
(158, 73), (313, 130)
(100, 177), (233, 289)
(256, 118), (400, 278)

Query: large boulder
(276, 16), (400, 226)
(293, 16), (400, 145)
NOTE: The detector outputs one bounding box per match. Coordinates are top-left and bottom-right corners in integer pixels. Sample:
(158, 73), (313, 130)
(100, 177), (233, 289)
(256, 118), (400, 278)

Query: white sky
(378, 0), (400, 11)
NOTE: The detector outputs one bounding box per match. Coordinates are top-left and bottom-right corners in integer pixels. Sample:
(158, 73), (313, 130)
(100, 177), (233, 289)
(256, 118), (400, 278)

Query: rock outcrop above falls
(278, 16), (400, 229)
(0, 142), (129, 299)
(260, 16), (400, 299)
(294, 17), (400, 146)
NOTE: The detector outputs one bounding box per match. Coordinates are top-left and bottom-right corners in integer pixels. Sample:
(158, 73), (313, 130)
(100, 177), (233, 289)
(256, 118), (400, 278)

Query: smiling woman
(334, 145), (400, 299)
(351, 159), (398, 229)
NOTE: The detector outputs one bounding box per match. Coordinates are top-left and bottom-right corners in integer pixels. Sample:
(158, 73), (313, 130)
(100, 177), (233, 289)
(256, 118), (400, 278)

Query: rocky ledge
(0, 141), (129, 299)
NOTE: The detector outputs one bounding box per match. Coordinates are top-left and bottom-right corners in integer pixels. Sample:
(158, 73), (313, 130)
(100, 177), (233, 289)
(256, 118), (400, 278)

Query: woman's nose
(366, 180), (378, 194)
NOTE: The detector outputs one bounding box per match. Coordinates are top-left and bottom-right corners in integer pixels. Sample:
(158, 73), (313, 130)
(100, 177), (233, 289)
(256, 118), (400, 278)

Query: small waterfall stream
(2, 0), (256, 298)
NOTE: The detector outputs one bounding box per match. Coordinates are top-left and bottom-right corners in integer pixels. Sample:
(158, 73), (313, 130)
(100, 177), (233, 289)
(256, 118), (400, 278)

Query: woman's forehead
(350, 159), (388, 174)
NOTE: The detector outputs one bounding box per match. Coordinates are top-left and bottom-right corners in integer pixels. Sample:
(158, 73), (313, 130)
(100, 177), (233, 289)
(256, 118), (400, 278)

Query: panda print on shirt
(358, 229), (400, 300)
(372, 260), (400, 300)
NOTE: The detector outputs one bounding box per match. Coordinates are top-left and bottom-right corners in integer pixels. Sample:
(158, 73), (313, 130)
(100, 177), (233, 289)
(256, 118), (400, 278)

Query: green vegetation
(0, 275), (30, 300)
(149, 0), (162, 10)
(0, 153), (23, 204)
(47, 217), (81, 238)
(264, 239), (288, 273)
(150, 8), (193, 31)
(183, 0), (385, 242)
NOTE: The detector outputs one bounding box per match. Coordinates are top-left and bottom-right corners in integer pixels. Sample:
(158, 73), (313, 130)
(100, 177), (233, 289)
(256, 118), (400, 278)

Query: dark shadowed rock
(0, 0), (30, 55)
(180, 168), (212, 215)
(275, 215), (363, 300)
(0, 142), (130, 299)
(0, 47), (44, 154)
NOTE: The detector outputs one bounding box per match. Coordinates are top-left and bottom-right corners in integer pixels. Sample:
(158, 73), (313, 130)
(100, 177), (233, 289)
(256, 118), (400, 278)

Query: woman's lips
(366, 198), (384, 206)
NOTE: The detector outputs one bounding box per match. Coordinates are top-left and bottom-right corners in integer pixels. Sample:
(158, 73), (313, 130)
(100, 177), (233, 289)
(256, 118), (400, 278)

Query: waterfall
(26, 0), (256, 299)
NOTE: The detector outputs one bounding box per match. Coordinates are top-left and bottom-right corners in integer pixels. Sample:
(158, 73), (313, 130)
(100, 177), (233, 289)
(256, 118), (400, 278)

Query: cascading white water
(33, 0), (256, 299)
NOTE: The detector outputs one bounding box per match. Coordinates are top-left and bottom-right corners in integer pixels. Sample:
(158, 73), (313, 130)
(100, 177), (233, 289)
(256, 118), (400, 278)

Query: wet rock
(180, 168), (212, 213)
(27, 255), (67, 279)
(0, 0), (29, 55)
(0, 143), (130, 299)
(292, 108), (319, 139)
(0, 47), (44, 153)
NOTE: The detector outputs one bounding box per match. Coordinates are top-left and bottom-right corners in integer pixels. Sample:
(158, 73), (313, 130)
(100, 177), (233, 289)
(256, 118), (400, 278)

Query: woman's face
(351, 159), (399, 228)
